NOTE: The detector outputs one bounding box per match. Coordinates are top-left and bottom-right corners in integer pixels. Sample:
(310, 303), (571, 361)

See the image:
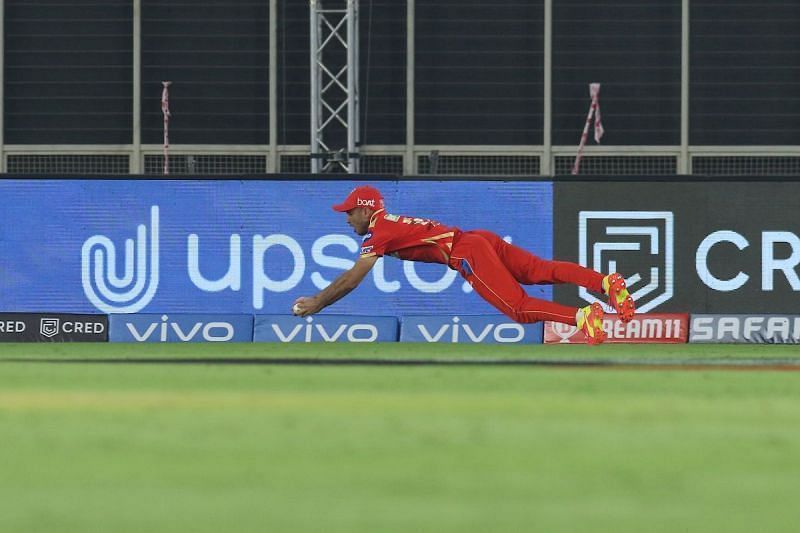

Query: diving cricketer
(292, 185), (635, 344)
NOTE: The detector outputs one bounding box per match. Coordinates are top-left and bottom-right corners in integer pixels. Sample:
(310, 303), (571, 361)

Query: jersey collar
(368, 208), (386, 228)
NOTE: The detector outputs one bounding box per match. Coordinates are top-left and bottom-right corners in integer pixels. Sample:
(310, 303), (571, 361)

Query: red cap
(332, 185), (385, 212)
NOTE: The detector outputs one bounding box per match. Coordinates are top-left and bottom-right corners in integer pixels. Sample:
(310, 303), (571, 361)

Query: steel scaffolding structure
(309, 0), (360, 173)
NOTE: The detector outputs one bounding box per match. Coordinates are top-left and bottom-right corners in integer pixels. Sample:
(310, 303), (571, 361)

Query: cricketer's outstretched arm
(292, 255), (378, 316)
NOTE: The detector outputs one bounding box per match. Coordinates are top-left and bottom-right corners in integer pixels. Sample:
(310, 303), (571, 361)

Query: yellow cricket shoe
(578, 302), (606, 345)
(603, 272), (636, 323)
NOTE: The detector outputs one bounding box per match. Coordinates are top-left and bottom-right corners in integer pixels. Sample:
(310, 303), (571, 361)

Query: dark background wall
(690, 0), (800, 145)
(5, 0), (133, 144)
(415, 0), (543, 145)
(4, 0), (799, 147)
(141, 0), (269, 145)
(552, 0), (681, 146)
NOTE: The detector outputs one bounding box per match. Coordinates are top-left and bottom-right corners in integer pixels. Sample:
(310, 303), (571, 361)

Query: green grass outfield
(1, 343), (800, 532)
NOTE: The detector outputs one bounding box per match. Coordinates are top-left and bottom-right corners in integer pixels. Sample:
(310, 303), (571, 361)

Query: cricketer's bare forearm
(315, 270), (362, 309)
(306, 256), (377, 314)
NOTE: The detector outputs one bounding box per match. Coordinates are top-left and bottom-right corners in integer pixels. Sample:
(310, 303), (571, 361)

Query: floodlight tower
(309, 0), (360, 173)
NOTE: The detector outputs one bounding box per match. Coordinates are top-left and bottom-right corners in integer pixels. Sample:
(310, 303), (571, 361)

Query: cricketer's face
(345, 207), (372, 236)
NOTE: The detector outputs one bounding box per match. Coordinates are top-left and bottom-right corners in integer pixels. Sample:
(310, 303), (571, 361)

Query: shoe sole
(608, 274), (636, 323)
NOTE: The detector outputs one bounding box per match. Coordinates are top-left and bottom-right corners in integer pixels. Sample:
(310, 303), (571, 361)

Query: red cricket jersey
(359, 209), (461, 264)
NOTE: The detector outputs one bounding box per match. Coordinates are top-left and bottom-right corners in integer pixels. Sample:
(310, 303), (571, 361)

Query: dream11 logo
(578, 211), (674, 313)
(81, 206), (160, 313)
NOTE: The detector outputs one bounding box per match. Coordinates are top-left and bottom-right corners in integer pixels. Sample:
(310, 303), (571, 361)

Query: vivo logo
(271, 316), (378, 343)
(253, 315), (397, 343)
(125, 314), (235, 342)
(416, 317), (526, 343)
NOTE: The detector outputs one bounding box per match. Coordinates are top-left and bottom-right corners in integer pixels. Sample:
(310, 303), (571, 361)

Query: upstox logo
(81, 206), (160, 313)
(579, 211), (674, 313)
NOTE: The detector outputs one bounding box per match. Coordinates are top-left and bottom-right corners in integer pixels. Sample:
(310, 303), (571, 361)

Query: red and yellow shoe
(578, 302), (606, 345)
(604, 273), (635, 323)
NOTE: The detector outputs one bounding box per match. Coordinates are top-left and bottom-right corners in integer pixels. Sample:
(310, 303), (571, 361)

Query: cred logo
(579, 211), (673, 313)
(40, 318), (60, 338)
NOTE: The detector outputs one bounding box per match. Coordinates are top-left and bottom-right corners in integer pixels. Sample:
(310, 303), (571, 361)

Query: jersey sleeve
(359, 217), (394, 258)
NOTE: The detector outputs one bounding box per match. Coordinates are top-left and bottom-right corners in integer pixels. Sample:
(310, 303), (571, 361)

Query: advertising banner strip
(553, 181), (800, 314)
(109, 314), (254, 343)
(400, 315), (543, 344)
(544, 313), (689, 344)
(254, 315), (399, 343)
(690, 314), (800, 344)
(0, 313), (108, 343)
(0, 179), (552, 316)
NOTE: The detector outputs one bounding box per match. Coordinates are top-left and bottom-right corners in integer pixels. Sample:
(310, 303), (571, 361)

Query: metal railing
(6, 144), (800, 176)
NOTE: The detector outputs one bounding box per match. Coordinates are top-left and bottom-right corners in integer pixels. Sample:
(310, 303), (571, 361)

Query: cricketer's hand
(292, 296), (320, 317)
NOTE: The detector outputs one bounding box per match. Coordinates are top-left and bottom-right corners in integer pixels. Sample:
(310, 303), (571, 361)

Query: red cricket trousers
(448, 230), (604, 325)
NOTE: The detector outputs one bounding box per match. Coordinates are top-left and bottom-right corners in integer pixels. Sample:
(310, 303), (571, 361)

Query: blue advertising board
(400, 315), (543, 344)
(254, 315), (398, 343)
(0, 179), (552, 315)
(109, 313), (254, 343)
